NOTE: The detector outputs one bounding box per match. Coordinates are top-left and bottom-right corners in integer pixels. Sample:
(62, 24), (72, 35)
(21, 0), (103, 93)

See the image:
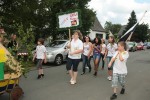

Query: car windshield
(127, 42), (133, 45)
(47, 41), (66, 48)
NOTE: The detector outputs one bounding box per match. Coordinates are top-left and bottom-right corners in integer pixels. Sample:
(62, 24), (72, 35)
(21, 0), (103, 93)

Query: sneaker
(37, 75), (41, 79)
(70, 80), (76, 85)
(81, 72), (85, 75)
(120, 88), (125, 94)
(107, 76), (112, 81)
(70, 78), (73, 83)
(41, 74), (44, 77)
(110, 93), (117, 100)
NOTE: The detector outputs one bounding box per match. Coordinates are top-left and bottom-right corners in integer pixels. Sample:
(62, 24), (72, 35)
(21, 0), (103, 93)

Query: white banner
(58, 12), (79, 28)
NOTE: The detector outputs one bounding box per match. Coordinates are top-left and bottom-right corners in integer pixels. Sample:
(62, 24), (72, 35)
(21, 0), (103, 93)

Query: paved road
(1, 50), (150, 100)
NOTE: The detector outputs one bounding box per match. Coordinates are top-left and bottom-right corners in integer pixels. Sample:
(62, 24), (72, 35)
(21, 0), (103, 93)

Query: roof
(118, 25), (126, 36)
(91, 17), (105, 32)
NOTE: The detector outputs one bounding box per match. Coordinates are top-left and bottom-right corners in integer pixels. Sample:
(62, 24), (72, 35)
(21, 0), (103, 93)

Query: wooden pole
(69, 29), (71, 40)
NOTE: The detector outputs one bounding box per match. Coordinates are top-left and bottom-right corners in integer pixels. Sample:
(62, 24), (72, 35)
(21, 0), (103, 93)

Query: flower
(0, 48), (7, 62)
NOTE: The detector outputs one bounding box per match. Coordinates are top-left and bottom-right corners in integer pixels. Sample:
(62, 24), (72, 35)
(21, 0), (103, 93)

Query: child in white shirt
(33, 38), (47, 79)
(108, 41), (129, 100)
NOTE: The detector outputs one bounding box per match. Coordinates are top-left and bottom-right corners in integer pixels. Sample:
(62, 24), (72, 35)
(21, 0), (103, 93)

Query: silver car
(46, 40), (69, 65)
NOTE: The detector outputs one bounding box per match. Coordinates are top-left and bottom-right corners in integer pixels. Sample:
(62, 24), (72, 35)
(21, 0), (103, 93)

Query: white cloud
(88, 0), (150, 28)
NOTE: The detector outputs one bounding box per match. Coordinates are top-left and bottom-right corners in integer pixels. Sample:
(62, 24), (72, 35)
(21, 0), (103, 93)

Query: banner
(57, 10), (81, 29)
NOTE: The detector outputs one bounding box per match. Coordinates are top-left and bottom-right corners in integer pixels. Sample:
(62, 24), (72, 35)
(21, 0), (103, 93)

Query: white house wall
(89, 30), (106, 40)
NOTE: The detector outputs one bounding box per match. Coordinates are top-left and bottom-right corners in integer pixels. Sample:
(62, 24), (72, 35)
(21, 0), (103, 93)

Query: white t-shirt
(113, 51), (129, 74)
(36, 45), (47, 59)
(101, 44), (106, 54)
(107, 43), (118, 57)
(83, 42), (91, 56)
(68, 39), (83, 59)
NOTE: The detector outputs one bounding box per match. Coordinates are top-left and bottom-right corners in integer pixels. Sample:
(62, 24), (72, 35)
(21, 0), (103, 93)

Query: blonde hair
(73, 30), (83, 40)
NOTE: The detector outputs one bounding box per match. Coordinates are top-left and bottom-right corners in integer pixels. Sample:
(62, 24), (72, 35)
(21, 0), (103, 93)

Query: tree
(123, 10), (149, 42)
(104, 21), (121, 38)
(123, 10), (137, 34)
(0, 0), (96, 40)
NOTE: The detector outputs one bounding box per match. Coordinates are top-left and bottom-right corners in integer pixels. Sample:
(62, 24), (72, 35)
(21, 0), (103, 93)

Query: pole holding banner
(69, 29), (71, 40)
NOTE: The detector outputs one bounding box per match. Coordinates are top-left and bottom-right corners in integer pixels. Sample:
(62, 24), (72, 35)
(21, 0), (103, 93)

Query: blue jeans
(107, 56), (114, 70)
(82, 54), (92, 73)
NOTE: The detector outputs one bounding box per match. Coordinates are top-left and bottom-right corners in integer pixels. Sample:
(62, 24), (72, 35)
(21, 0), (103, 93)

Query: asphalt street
(0, 50), (150, 100)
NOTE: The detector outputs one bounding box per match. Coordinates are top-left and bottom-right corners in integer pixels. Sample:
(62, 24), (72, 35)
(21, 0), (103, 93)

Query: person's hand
(88, 55), (90, 59)
(69, 52), (74, 55)
(108, 62), (112, 68)
(103, 57), (106, 61)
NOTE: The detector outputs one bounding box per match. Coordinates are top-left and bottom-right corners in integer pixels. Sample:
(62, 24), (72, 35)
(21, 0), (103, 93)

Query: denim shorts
(107, 56), (114, 70)
(93, 53), (101, 60)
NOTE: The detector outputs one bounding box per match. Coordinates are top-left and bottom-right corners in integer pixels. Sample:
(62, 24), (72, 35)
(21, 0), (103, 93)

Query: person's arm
(44, 51), (47, 63)
(33, 47), (37, 61)
(70, 41), (83, 55)
(108, 51), (118, 67)
(119, 51), (129, 62)
(94, 45), (101, 53)
(33, 52), (37, 62)
(118, 52), (124, 61)
(104, 48), (108, 60)
(87, 43), (93, 58)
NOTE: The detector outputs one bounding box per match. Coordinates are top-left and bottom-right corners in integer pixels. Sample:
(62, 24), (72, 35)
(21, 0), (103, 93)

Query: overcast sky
(88, 0), (150, 28)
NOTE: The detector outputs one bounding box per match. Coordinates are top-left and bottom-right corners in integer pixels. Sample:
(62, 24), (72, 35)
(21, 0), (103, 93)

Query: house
(88, 17), (106, 40)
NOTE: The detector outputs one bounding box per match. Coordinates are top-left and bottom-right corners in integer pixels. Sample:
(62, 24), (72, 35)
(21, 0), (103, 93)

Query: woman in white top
(66, 30), (83, 85)
(81, 36), (93, 75)
(100, 38), (106, 70)
(104, 36), (118, 81)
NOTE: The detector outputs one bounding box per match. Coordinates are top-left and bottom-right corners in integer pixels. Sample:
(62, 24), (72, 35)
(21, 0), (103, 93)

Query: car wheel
(55, 55), (63, 65)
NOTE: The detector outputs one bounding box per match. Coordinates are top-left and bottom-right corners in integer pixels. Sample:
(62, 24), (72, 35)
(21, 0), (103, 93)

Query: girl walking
(104, 36), (117, 81)
(81, 36), (93, 75)
(66, 30), (83, 85)
(100, 39), (106, 70)
(33, 38), (47, 79)
(93, 37), (101, 76)
(108, 41), (129, 100)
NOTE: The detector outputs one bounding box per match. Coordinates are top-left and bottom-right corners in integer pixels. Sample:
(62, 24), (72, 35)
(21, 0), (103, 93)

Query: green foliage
(123, 10), (137, 34)
(0, 0), (95, 40)
(4, 24), (35, 76)
(132, 24), (149, 42)
(123, 10), (149, 42)
(104, 21), (121, 38)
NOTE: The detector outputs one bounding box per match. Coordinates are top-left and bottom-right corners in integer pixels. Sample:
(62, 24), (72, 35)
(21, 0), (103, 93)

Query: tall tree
(123, 10), (137, 34)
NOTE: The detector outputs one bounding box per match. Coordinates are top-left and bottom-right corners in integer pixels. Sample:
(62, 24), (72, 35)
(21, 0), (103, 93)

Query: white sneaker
(107, 76), (112, 81)
(70, 78), (73, 83)
(71, 80), (76, 85)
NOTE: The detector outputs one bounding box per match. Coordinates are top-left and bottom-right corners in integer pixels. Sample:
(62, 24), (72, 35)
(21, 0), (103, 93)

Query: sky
(88, 0), (150, 28)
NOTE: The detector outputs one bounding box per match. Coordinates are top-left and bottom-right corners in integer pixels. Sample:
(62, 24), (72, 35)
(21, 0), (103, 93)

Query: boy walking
(108, 41), (129, 100)
(33, 38), (47, 79)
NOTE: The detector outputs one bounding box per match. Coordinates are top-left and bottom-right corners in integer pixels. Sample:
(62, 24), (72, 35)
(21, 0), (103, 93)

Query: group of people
(65, 30), (129, 100)
(33, 30), (129, 100)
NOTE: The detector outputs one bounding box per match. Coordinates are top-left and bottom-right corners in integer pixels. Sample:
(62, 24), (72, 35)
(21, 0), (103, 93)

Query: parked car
(126, 42), (137, 52)
(137, 43), (144, 50)
(45, 40), (69, 65)
(147, 42), (150, 49)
